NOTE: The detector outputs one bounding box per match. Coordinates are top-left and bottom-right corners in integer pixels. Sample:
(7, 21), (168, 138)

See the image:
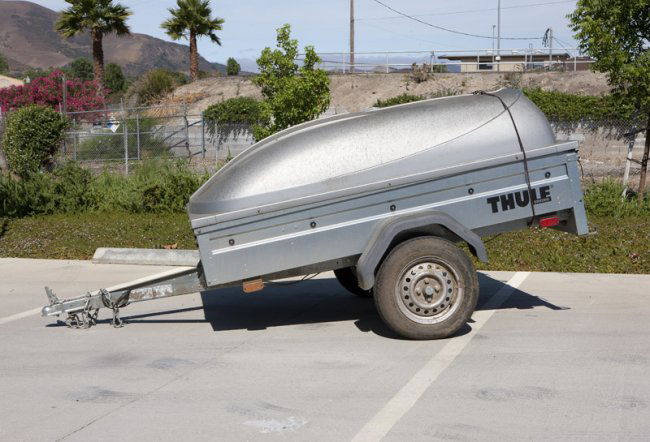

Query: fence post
(73, 119), (77, 161)
(215, 121), (219, 164)
(385, 53), (389, 73)
(0, 109), (6, 171)
(60, 103), (67, 155)
(122, 99), (128, 175)
(136, 112), (141, 161)
(183, 102), (191, 161)
(201, 113), (206, 159)
(622, 137), (635, 191)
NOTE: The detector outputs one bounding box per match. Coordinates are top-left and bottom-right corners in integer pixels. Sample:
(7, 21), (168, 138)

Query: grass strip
(0, 213), (648, 273)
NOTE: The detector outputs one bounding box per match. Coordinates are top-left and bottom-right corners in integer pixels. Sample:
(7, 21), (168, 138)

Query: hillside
(0, 0), (225, 76)
(170, 71), (611, 115)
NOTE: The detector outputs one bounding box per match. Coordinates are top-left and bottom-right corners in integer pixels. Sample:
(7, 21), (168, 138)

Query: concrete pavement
(0, 258), (649, 441)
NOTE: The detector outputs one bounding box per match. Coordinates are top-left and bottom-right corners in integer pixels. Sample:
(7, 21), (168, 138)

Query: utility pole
(496, 0), (501, 72)
(350, 0), (355, 74)
(492, 24), (496, 64)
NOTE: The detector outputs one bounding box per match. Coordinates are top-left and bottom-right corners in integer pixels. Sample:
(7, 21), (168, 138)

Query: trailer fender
(355, 211), (488, 290)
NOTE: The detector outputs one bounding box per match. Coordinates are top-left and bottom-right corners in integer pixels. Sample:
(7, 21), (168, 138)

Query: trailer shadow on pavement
(90, 273), (569, 339)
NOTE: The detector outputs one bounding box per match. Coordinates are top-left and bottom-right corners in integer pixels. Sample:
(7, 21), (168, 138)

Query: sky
(28, 0), (580, 71)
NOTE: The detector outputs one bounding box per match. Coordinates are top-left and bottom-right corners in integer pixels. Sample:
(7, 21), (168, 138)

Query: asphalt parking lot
(1, 258), (649, 441)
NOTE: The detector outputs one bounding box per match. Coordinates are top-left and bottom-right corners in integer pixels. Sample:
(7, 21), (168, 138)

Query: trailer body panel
(194, 149), (587, 288)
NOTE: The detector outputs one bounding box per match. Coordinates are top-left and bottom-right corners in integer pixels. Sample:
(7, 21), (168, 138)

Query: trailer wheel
(334, 267), (373, 298)
(374, 237), (479, 340)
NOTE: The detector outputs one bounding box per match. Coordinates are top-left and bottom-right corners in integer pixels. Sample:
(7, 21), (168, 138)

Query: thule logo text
(487, 185), (552, 213)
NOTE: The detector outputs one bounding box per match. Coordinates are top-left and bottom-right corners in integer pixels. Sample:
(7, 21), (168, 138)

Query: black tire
(374, 236), (479, 340)
(334, 267), (373, 298)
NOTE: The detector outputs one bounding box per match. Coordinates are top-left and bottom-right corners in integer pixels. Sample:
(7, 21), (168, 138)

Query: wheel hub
(395, 259), (461, 323)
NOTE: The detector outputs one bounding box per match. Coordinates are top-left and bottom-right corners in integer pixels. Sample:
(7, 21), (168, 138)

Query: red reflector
(539, 216), (560, 228)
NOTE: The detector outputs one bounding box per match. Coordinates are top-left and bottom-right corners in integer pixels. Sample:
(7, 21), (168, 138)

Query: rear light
(539, 216), (560, 228)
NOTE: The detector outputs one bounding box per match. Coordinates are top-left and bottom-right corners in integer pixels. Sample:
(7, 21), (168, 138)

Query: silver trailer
(42, 89), (588, 339)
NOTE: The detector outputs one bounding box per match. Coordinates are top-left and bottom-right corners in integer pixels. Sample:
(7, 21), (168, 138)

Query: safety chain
(64, 294), (99, 329)
(100, 289), (130, 328)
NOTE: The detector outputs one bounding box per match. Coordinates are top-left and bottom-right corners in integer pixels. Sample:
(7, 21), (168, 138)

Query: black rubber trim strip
(473, 90), (537, 225)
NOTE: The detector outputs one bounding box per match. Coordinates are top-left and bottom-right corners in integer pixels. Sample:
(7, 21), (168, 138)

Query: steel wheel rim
(394, 257), (463, 325)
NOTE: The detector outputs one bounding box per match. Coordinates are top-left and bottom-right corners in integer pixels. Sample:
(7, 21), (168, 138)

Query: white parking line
(352, 271), (531, 442)
(0, 307), (43, 325)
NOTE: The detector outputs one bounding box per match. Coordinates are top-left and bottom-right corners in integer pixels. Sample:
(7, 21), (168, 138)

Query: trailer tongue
(42, 88), (589, 339)
(43, 266), (204, 328)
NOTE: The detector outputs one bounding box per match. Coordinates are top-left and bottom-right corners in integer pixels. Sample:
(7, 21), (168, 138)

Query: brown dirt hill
(170, 71), (611, 115)
(0, 0), (225, 76)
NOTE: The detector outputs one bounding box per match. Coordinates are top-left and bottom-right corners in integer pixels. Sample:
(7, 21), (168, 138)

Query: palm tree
(56, 0), (131, 86)
(161, 0), (224, 81)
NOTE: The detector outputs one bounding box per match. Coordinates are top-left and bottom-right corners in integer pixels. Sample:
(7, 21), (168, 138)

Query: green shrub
(374, 93), (423, 108)
(203, 96), (267, 126)
(2, 105), (69, 177)
(584, 180), (650, 217)
(127, 69), (187, 105)
(374, 90), (458, 108)
(136, 162), (208, 212)
(0, 163), (97, 216)
(0, 161), (210, 217)
(523, 88), (636, 122)
(91, 161), (208, 213)
(226, 57), (241, 76)
(50, 162), (97, 213)
(203, 96), (270, 143)
(0, 171), (53, 217)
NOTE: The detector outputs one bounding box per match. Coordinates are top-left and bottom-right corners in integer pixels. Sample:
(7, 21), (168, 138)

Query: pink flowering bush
(0, 70), (107, 114)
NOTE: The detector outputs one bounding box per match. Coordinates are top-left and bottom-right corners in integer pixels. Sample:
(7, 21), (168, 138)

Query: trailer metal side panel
(195, 150), (587, 287)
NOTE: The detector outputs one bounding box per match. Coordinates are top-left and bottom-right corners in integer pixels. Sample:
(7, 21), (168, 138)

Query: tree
(226, 57), (240, 76)
(161, 0), (224, 81)
(569, 0), (650, 201)
(0, 52), (8, 75)
(66, 58), (94, 81)
(253, 24), (330, 139)
(104, 63), (125, 93)
(56, 0), (131, 86)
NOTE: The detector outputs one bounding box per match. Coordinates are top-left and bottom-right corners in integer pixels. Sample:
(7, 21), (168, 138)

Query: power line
(360, 0), (577, 21)
(368, 0), (544, 40)
(553, 36), (576, 50)
(359, 20), (454, 47)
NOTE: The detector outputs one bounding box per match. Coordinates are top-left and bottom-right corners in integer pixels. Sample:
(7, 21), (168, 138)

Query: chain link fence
(1, 104), (647, 185)
(59, 104), (255, 173)
(551, 119), (647, 187)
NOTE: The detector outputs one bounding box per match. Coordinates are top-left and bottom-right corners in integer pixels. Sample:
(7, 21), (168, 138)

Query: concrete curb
(92, 248), (200, 266)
